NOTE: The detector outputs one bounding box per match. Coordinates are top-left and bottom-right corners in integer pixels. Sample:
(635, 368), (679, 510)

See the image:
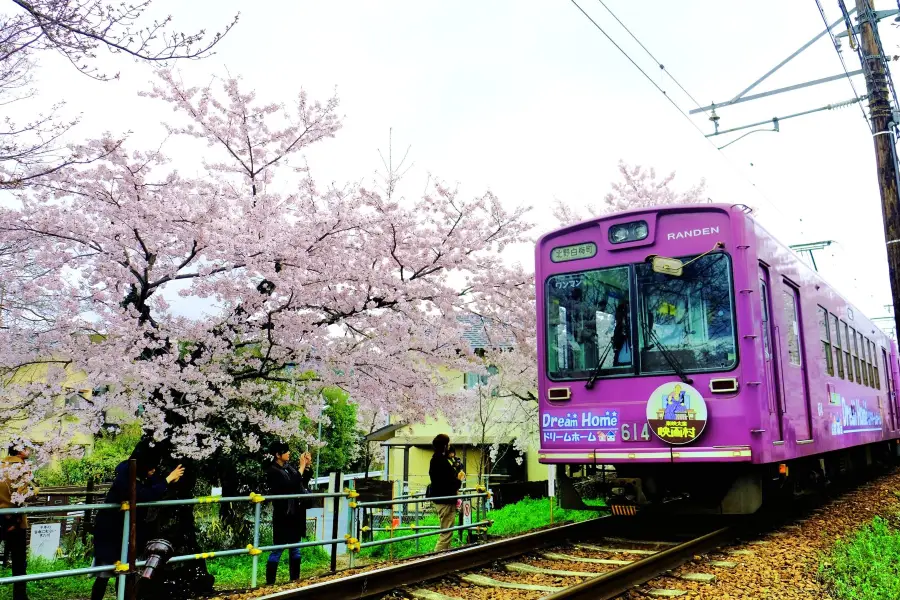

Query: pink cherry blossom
(0, 71), (534, 461)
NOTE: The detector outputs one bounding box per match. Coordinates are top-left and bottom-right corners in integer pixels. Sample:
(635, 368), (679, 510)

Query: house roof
(363, 422), (408, 442)
(456, 314), (516, 352)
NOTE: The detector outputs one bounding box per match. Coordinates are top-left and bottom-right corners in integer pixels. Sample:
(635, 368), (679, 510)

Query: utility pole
(855, 0), (900, 341)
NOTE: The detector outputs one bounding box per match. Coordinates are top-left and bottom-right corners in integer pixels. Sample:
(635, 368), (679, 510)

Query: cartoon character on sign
(663, 385), (689, 420)
(646, 382), (708, 445)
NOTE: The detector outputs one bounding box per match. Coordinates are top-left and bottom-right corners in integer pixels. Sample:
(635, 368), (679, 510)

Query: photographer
(428, 434), (466, 552)
(90, 443), (184, 600)
(265, 442), (312, 584)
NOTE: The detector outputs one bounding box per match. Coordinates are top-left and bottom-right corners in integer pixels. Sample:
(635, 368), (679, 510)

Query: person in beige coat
(0, 445), (34, 600)
(428, 434), (466, 552)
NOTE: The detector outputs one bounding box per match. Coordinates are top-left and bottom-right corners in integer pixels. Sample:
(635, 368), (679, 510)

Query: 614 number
(621, 423), (650, 442)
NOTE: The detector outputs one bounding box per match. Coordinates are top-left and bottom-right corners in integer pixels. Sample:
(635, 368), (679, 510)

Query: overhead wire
(814, 0), (873, 131)
(569, 0), (806, 235)
(567, 0), (708, 140)
(593, 0), (711, 119)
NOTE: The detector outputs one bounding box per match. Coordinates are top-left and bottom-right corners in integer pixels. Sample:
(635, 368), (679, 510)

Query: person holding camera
(265, 442), (312, 584)
(429, 434), (465, 552)
(90, 443), (184, 600)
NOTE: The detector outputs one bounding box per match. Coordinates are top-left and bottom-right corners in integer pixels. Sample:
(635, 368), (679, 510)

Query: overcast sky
(16, 0), (900, 326)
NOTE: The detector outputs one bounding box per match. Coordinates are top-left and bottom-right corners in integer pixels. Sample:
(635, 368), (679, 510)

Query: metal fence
(348, 487), (492, 567)
(0, 472), (494, 599)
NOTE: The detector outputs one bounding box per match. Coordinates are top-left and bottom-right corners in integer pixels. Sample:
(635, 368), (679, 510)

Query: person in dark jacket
(90, 443), (184, 600)
(265, 442), (312, 585)
(429, 434), (465, 552)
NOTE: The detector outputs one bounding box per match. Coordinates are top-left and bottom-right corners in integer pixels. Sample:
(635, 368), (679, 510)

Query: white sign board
(30, 523), (60, 560)
(547, 464), (557, 498)
(462, 501), (472, 526)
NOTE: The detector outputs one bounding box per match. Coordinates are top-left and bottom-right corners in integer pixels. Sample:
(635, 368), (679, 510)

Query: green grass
(819, 515), (900, 599)
(0, 557), (93, 600)
(485, 496), (602, 536)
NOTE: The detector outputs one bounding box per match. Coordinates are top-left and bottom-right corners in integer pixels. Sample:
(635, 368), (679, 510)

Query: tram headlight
(608, 220), (649, 244)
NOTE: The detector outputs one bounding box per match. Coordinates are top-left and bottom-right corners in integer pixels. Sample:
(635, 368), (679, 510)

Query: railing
(0, 474), (497, 599)
(0, 470), (351, 600)
(348, 487), (493, 567)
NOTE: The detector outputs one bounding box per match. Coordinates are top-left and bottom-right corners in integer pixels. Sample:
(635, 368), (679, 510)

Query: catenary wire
(569, 0), (805, 234)
(593, 0), (711, 119)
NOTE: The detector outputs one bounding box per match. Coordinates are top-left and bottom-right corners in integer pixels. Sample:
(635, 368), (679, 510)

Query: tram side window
(760, 280), (771, 359)
(870, 340), (880, 389)
(882, 348), (892, 399)
(849, 326), (861, 383)
(872, 341), (881, 389)
(864, 338), (873, 388)
(842, 321), (853, 382)
(858, 332), (870, 387)
(830, 313), (844, 379)
(817, 306), (833, 376)
(782, 290), (802, 366)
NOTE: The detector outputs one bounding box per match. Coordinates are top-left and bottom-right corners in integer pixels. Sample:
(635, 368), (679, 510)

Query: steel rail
(542, 526), (734, 600)
(257, 516), (609, 600)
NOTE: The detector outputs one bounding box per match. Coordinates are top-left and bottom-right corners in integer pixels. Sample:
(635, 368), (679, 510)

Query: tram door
(780, 281), (812, 441)
(759, 267), (784, 441)
(884, 348), (897, 430)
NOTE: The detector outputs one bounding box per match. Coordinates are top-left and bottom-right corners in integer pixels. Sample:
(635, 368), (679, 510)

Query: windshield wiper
(648, 327), (693, 384)
(585, 338), (614, 390)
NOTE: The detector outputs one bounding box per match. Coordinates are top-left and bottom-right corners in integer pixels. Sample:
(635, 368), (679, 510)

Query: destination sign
(550, 242), (596, 263)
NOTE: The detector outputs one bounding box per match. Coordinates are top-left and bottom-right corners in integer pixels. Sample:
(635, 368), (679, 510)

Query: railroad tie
(646, 590), (688, 597)
(680, 573), (716, 583)
(575, 543), (658, 555)
(708, 560), (737, 568)
(409, 590), (463, 600)
(461, 574), (563, 593)
(541, 551), (632, 565)
(603, 537), (679, 546)
(505, 562), (597, 578)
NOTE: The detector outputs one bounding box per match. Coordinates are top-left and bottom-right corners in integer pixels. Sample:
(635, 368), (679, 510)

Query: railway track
(257, 516), (737, 600)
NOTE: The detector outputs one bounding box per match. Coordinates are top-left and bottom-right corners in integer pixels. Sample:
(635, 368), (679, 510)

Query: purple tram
(536, 203), (900, 514)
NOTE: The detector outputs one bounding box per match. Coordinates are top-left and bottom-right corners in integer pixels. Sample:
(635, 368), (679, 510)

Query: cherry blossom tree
(449, 310), (539, 485)
(0, 71), (532, 589)
(553, 160), (708, 225)
(0, 69), (533, 462)
(460, 346), (539, 485)
(1, 0), (238, 188)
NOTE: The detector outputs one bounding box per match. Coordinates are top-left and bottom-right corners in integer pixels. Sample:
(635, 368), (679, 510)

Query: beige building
(2, 362), (96, 451)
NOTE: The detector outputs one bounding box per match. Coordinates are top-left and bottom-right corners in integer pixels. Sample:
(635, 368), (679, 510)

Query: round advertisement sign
(645, 382), (708, 445)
